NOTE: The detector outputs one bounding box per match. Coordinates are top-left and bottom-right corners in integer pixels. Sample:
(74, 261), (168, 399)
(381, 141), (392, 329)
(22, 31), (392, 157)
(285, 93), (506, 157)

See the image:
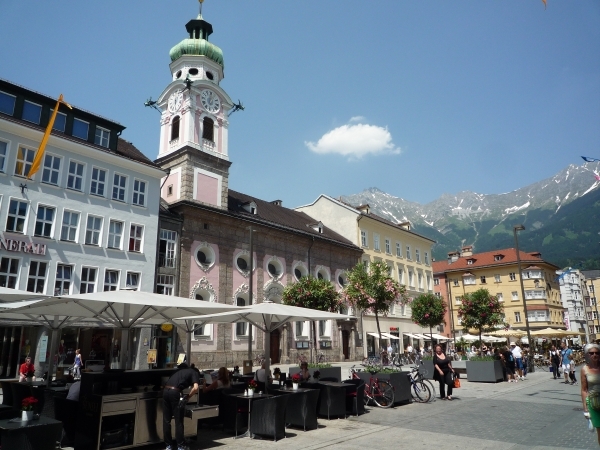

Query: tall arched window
(236, 297), (247, 336)
(202, 117), (214, 141)
(171, 116), (180, 141)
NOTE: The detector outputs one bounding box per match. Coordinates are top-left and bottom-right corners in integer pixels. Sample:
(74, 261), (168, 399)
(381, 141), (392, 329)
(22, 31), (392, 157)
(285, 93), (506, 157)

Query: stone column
(338, 324), (343, 362)
(281, 323), (289, 363)
(350, 325), (356, 361)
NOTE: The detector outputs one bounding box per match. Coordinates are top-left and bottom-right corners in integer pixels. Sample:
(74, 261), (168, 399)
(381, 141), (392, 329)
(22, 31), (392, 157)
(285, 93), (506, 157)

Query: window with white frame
(60, 210), (79, 242)
(425, 252), (429, 265)
(0, 257), (20, 289)
(497, 292), (504, 302)
(398, 267), (404, 284)
(455, 296), (461, 304)
(418, 273), (423, 289)
(72, 118), (89, 140)
(54, 264), (72, 295)
(236, 297), (248, 336)
(296, 321), (306, 337)
(132, 179), (146, 207)
(0, 140), (7, 173)
(129, 224), (144, 252)
(0, 91), (16, 115)
(6, 199), (28, 233)
(94, 127), (110, 148)
(453, 279), (459, 287)
(90, 167), (107, 196)
(480, 275), (487, 284)
(42, 154), (61, 185)
(67, 161), (84, 191)
(512, 291), (519, 301)
(406, 245), (411, 260)
(514, 311), (521, 323)
(22, 101), (41, 124)
(463, 276), (476, 285)
(494, 274), (501, 283)
(596, 325), (600, 334)
(27, 261), (47, 293)
(396, 242), (401, 257)
(401, 304), (407, 316)
(80, 267), (97, 293)
(156, 275), (174, 296)
(408, 270), (414, 287)
(126, 272), (140, 290)
(434, 278), (440, 286)
(426, 275), (432, 290)
(416, 249), (421, 263)
(34, 205), (55, 238)
(467, 259), (473, 265)
(360, 230), (367, 247)
(385, 238), (391, 254)
(435, 292), (441, 298)
(318, 320), (328, 337)
(159, 230), (177, 268)
(104, 270), (119, 291)
(85, 215), (102, 246)
(107, 220), (124, 249)
(14, 146), (35, 177)
(525, 290), (546, 299)
(509, 273), (516, 281)
(51, 110), (66, 132)
(112, 173), (127, 202)
(373, 234), (380, 251)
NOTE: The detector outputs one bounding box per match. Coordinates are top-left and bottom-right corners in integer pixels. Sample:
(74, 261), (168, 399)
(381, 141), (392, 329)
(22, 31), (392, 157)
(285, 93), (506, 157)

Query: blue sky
(1, 0), (598, 207)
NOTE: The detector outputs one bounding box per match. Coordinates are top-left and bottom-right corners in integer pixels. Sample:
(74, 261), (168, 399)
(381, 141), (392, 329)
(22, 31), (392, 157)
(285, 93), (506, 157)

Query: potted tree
(457, 288), (506, 383)
(411, 293), (447, 380)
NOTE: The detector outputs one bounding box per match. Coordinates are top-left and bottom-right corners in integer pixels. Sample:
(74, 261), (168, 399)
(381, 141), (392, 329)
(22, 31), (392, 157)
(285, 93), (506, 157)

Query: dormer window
(494, 254), (503, 261)
(309, 221), (324, 234)
(467, 259), (474, 265)
(242, 201), (257, 215)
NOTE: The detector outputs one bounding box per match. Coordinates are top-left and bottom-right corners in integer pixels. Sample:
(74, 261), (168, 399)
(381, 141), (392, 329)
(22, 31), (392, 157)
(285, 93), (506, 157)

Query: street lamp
(513, 224), (535, 373)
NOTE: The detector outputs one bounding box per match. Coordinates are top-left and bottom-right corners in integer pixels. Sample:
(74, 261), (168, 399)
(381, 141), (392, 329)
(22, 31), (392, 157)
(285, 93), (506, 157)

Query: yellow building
(434, 246), (564, 337)
(583, 270), (600, 341)
(296, 196), (436, 356)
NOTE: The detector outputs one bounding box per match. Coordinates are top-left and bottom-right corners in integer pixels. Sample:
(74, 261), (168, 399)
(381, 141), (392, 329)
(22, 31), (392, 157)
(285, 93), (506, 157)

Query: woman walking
(549, 345), (561, 379)
(581, 344), (600, 445)
(73, 349), (83, 379)
(433, 344), (455, 400)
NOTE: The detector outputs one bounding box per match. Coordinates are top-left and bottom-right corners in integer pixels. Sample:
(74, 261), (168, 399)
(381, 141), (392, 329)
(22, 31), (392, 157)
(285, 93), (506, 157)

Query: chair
(249, 394), (289, 441)
(0, 381), (17, 419)
(54, 396), (79, 446)
(221, 390), (248, 436)
(317, 384), (347, 420)
(283, 388), (320, 431)
(343, 379), (365, 416)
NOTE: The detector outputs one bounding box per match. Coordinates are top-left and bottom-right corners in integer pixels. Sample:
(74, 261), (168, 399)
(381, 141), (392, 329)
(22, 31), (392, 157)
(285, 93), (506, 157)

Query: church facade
(154, 11), (363, 367)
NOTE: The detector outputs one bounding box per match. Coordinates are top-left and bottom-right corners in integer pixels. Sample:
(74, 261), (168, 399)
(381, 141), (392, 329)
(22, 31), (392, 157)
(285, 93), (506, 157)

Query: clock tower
(156, 8), (233, 209)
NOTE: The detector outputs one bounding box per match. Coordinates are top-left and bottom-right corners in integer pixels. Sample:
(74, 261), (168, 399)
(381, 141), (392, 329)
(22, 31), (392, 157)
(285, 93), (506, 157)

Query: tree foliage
(411, 293), (447, 329)
(342, 260), (409, 342)
(457, 288), (505, 340)
(282, 276), (341, 312)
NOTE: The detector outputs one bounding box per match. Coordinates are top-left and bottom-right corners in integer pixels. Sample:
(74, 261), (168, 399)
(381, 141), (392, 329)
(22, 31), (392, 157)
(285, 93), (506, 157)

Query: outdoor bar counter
(74, 369), (217, 450)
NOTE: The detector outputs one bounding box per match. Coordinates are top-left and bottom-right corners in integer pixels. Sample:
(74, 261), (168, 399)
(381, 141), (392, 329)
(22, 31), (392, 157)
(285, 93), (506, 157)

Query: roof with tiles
(116, 138), (159, 168)
(432, 248), (559, 274)
(227, 190), (358, 249)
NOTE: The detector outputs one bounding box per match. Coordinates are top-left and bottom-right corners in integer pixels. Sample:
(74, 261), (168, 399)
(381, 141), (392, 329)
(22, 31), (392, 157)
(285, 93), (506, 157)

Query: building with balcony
(556, 268), (590, 342)
(433, 247), (564, 338)
(583, 270), (600, 342)
(0, 78), (164, 376)
(296, 195), (436, 356)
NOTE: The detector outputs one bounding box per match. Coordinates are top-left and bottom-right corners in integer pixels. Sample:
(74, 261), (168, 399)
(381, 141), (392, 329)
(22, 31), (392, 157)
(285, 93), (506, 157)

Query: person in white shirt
(406, 344), (414, 354)
(254, 363), (272, 383)
(387, 344), (393, 357)
(511, 342), (525, 380)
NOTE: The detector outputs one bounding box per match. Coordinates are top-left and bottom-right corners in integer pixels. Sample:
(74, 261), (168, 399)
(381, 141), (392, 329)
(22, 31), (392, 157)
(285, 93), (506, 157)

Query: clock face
(201, 89), (221, 113)
(168, 90), (183, 113)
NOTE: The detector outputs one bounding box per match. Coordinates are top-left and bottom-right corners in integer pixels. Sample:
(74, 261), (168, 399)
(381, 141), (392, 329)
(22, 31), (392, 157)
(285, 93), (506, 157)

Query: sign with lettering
(0, 238), (46, 256)
(39, 336), (48, 363)
(389, 327), (399, 332)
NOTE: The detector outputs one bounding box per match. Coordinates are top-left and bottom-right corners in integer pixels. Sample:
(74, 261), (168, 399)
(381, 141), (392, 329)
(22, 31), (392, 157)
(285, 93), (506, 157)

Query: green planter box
(466, 360), (504, 383)
(356, 371), (411, 405)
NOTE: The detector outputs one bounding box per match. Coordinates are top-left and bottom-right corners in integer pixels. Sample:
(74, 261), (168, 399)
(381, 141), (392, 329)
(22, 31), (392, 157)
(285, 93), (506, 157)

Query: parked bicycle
(350, 366), (395, 408)
(409, 361), (436, 401)
(407, 365), (432, 403)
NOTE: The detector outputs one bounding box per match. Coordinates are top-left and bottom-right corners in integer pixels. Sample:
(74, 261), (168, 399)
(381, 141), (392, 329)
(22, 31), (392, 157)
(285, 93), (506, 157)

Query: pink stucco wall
(195, 172), (219, 206)
(231, 248), (258, 350)
(161, 172), (180, 202)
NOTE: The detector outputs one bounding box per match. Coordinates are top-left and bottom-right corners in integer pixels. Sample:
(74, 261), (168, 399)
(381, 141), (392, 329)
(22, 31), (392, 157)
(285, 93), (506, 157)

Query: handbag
(453, 373), (461, 389)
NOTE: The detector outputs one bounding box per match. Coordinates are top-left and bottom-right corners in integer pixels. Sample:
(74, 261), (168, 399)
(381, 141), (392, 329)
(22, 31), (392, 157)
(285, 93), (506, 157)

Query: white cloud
(305, 121), (400, 159)
(349, 116), (366, 123)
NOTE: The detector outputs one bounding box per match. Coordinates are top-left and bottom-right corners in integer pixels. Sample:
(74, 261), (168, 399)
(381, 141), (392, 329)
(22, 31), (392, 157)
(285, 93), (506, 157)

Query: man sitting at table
(19, 356), (35, 382)
(299, 362), (311, 381)
(254, 362), (272, 383)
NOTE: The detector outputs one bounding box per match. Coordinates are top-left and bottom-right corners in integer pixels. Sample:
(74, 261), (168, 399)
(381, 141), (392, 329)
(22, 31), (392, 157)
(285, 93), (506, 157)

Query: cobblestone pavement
(66, 364), (599, 450)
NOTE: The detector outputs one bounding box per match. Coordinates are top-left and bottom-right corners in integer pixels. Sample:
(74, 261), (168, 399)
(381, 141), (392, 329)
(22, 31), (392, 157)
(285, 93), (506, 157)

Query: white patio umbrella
(3, 291), (242, 380)
(457, 334), (480, 342)
(179, 301), (354, 391)
(0, 286), (49, 302)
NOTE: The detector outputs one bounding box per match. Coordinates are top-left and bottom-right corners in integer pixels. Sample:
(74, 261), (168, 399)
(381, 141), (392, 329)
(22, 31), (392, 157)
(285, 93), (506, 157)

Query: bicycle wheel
(423, 379), (436, 400)
(363, 385), (372, 406)
(411, 381), (431, 403)
(372, 380), (394, 408)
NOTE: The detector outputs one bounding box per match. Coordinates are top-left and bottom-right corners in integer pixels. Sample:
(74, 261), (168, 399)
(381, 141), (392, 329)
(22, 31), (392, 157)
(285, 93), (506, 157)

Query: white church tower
(156, 6), (233, 209)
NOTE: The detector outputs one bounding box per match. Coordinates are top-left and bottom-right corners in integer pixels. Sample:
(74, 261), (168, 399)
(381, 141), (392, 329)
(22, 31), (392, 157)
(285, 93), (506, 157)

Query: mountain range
(341, 161), (600, 270)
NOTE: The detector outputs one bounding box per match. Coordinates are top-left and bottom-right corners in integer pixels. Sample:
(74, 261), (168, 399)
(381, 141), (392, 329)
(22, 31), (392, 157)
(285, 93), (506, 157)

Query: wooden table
(230, 392), (271, 439)
(0, 416), (62, 450)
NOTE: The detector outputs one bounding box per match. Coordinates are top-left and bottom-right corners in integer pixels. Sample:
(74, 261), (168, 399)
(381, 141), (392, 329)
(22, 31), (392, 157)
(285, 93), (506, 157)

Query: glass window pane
(72, 119), (89, 140)
(0, 92), (16, 115)
(52, 112), (66, 132)
(22, 102), (42, 124)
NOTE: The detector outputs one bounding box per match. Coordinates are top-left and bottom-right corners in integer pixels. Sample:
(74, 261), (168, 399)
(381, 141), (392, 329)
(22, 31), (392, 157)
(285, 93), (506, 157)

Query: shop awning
(411, 334), (429, 339)
(402, 333), (422, 339)
(423, 333), (451, 341)
(381, 332), (400, 340)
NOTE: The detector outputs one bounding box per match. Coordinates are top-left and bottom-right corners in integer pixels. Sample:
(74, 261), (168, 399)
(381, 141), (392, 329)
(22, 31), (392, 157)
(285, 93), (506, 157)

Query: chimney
(530, 251), (542, 258)
(461, 246), (473, 257)
(271, 200), (282, 206)
(447, 251), (460, 264)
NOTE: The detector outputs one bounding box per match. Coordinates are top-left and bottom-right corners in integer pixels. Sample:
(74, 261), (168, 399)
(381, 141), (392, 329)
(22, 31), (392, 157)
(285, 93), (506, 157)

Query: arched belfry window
(202, 117), (214, 142)
(171, 116), (180, 141)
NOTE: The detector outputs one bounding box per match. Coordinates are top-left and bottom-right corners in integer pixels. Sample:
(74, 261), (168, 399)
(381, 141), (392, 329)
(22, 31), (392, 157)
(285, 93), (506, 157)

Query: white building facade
(557, 267), (590, 342)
